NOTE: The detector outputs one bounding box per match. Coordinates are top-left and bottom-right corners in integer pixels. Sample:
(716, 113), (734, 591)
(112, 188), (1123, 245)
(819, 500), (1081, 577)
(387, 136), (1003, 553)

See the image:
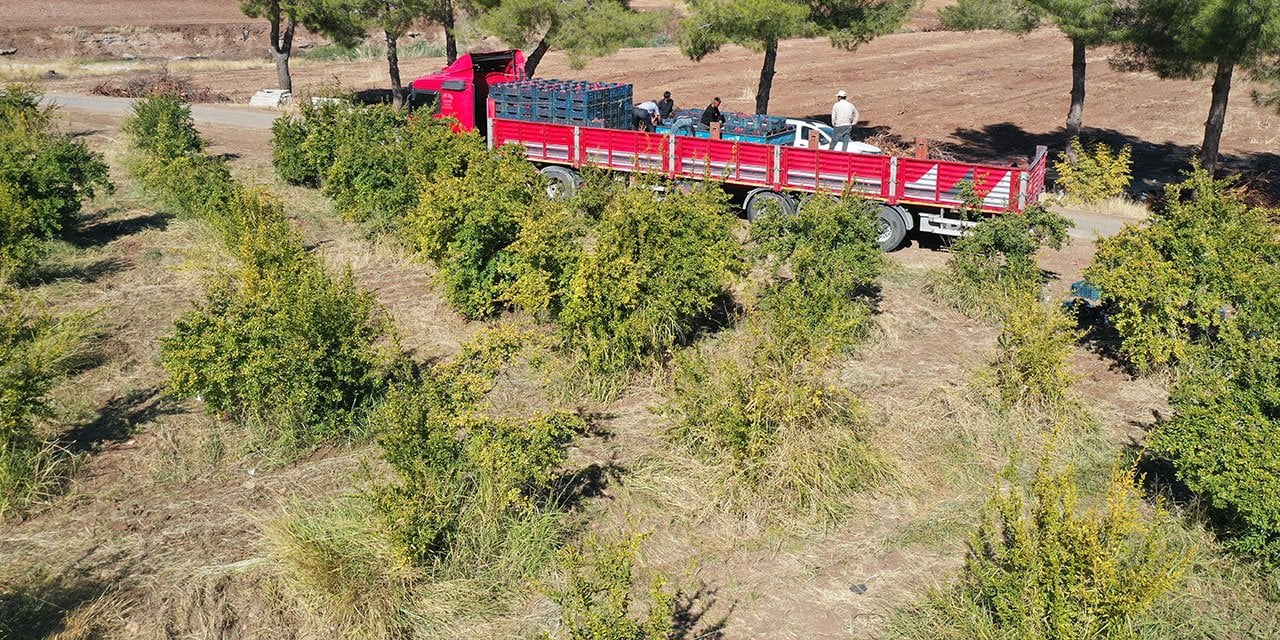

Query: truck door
(439, 80), (473, 130)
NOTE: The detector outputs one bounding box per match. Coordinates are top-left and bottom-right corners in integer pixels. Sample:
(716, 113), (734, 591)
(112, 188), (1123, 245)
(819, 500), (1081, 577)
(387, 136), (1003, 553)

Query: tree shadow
(687, 291), (746, 342)
(57, 387), (183, 454)
(67, 208), (171, 249)
(1072, 302), (1132, 373)
(0, 559), (134, 640)
(550, 461), (625, 512)
(16, 256), (130, 286)
(945, 122), (1280, 203)
(671, 584), (734, 640)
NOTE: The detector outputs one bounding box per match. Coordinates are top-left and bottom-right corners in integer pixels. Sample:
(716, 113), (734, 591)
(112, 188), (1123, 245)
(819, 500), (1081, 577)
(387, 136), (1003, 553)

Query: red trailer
(410, 50), (1048, 251)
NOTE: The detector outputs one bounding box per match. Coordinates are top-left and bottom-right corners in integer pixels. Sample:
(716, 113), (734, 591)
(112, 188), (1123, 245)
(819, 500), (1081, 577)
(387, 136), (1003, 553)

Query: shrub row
(1088, 169), (1280, 561)
(274, 105), (745, 382)
(272, 99), (483, 233)
(0, 288), (92, 519)
(123, 95), (393, 452)
(0, 84), (104, 517)
(0, 83), (112, 279)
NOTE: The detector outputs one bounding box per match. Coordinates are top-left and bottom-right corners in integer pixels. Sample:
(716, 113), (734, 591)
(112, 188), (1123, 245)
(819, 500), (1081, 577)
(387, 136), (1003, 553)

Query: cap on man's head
(663, 91), (671, 98)
(836, 90), (847, 98)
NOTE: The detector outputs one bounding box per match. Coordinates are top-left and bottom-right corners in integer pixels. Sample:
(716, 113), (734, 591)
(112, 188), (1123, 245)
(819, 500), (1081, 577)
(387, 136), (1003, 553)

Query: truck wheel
(798, 193), (841, 211)
(876, 205), (908, 251)
(539, 165), (581, 199)
(745, 190), (796, 222)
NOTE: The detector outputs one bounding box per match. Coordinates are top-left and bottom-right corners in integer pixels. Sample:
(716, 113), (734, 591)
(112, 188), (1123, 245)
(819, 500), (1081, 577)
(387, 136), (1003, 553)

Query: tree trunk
(443, 3), (458, 64)
(273, 51), (293, 92)
(524, 38), (551, 77)
(268, 11), (296, 92)
(1200, 60), (1233, 174)
(1066, 37), (1085, 137)
(272, 17), (296, 92)
(755, 41), (777, 115)
(386, 29), (404, 108)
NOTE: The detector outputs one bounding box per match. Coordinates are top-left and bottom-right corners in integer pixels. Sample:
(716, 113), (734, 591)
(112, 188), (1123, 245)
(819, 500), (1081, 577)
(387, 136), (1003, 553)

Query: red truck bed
(489, 117), (1048, 214)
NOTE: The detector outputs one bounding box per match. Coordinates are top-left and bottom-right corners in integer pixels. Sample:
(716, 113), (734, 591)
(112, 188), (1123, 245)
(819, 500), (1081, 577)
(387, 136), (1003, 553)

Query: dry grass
(1046, 194), (1152, 220)
(48, 590), (133, 640)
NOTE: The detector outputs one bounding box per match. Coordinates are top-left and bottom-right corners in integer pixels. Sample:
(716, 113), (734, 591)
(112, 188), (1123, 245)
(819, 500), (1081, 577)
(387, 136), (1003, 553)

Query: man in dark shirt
(700, 97), (725, 128)
(657, 91), (675, 119)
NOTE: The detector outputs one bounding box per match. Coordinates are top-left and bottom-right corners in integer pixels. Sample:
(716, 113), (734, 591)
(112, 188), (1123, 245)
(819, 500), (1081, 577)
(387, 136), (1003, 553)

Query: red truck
(409, 50), (1048, 251)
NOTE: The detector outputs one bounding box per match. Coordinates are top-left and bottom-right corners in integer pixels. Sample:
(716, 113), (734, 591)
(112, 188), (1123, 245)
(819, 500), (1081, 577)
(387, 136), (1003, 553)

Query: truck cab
(407, 50), (525, 132)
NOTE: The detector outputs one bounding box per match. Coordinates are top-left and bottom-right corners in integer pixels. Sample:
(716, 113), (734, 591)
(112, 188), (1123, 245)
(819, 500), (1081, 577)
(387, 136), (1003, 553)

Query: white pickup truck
(784, 118), (882, 154)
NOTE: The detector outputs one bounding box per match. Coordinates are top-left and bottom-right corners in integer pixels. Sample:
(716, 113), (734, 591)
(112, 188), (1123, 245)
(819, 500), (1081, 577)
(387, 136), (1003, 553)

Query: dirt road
(46, 93), (279, 129)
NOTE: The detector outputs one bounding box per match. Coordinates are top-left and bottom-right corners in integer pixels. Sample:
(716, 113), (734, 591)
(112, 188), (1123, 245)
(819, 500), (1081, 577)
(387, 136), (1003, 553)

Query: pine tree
(678, 0), (914, 115)
(1119, 0), (1280, 172)
(240, 0), (367, 92)
(475, 0), (659, 77)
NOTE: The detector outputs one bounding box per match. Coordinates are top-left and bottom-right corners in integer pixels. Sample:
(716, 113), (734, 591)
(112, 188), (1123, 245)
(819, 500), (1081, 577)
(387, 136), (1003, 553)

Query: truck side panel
(778, 150), (893, 201)
(491, 116), (1042, 214)
(672, 137), (774, 186)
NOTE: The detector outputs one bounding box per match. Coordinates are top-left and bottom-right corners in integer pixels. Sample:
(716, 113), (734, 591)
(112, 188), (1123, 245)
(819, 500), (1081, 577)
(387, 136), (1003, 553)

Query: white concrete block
(249, 89), (292, 108)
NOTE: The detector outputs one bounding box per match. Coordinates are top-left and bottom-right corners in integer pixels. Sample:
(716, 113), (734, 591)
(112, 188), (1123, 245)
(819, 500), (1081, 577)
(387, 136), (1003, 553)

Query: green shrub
(541, 533), (676, 640)
(1151, 328), (1280, 560)
(993, 295), (1080, 408)
(749, 193), (882, 361)
(160, 189), (392, 451)
(321, 105), (482, 233)
(120, 93), (204, 162)
(931, 205), (1071, 320)
(939, 0), (1040, 31)
(1085, 169), (1280, 372)
(663, 344), (888, 519)
(502, 194), (590, 320)
(270, 98), (352, 187)
(370, 326), (584, 569)
(406, 145), (540, 319)
(121, 93), (236, 221)
(0, 179), (45, 279)
(558, 184), (742, 374)
(0, 83), (111, 277)
(1055, 138), (1134, 205)
(894, 458), (1189, 639)
(270, 111), (314, 186)
(0, 287), (92, 518)
(132, 152), (236, 220)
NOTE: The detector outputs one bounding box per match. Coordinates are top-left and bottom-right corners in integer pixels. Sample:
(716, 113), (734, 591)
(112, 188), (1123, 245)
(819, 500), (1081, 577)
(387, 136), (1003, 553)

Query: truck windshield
(409, 90), (440, 113)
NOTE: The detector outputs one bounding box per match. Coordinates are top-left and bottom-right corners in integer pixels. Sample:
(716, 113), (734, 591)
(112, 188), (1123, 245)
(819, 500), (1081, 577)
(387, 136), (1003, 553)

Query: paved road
(45, 93), (279, 130)
(44, 93), (1139, 239)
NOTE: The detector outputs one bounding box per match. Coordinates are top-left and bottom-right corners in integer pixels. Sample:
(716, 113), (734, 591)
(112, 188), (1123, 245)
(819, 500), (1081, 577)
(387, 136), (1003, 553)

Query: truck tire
(745, 189), (796, 222)
(876, 205), (909, 251)
(539, 165), (581, 199)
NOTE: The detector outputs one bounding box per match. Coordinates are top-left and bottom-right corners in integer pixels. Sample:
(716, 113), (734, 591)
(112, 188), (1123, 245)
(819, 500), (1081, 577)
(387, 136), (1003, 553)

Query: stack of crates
(722, 112), (791, 138)
(490, 79), (633, 129)
(666, 108), (793, 140)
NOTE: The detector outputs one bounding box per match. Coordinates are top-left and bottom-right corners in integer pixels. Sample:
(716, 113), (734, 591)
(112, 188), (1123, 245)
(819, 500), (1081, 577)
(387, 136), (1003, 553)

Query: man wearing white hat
(831, 90), (860, 151)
